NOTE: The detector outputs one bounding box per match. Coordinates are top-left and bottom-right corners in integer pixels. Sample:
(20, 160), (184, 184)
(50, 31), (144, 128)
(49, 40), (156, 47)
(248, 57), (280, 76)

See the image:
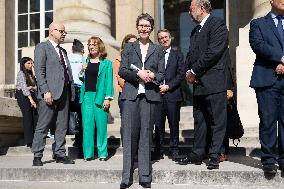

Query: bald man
(32, 22), (75, 166)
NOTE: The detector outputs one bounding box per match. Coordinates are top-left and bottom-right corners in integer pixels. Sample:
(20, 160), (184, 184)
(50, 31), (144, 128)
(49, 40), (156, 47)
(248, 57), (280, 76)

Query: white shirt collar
(199, 14), (210, 29)
(48, 39), (59, 48)
(165, 47), (171, 53)
(271, 12), (277, 19)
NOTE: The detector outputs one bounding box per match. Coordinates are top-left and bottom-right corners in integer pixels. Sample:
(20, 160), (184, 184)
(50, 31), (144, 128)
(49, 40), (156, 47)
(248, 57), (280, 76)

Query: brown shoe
(219, 154), (228, 162)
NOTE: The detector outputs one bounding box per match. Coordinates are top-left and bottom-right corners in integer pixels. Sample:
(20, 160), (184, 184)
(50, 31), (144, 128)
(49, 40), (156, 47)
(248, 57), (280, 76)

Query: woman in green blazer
(79, 36), (114, 161)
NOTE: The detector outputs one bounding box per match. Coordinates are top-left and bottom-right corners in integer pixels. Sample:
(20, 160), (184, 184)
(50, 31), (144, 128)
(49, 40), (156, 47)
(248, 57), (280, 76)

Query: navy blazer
(249, 13), (284, 88)
(119, 40), (165, 102)
(163, 49), (186, 102)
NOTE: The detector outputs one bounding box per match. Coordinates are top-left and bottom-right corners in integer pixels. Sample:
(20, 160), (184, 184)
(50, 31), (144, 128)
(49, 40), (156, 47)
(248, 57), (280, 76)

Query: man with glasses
(154, 29), (185, 160)
(32, 22), (75, 166)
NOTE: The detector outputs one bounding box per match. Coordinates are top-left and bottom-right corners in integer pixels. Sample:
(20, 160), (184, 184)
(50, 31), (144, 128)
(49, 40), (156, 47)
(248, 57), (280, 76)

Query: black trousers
(192, 91), (227, 159)
(15, 90), (38, 145)
(70, 85), (82, 147)
(154, 96), (181, 154)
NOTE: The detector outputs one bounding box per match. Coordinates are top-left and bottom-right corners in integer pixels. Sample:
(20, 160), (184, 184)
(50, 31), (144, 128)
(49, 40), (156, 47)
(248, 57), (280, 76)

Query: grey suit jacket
(34, 40), (75, 101)
(118, 40), (165, 102)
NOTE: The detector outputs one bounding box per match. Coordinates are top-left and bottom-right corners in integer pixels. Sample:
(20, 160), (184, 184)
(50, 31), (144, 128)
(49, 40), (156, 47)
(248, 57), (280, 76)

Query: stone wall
(0, 0), (5, 96)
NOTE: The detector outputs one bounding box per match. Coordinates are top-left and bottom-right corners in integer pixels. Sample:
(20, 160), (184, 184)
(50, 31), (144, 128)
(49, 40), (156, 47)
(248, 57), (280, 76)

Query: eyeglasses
(138, 24), (152, 30)
(54, 29), (67, 35)
(88, 43), (99, 47)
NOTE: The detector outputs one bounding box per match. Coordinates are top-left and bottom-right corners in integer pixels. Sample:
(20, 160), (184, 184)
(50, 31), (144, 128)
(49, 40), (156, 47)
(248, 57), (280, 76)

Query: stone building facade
(0, 0), (271, 128)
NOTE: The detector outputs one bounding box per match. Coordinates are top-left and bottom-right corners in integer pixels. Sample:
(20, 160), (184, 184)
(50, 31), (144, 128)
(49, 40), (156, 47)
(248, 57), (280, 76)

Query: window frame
(15, 0), (53, 82)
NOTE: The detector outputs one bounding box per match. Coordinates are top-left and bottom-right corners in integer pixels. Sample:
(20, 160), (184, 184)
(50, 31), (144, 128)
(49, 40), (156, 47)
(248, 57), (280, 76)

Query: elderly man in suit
(32, 22), (75, 166)
(154, 29), (186, 160)
(176, 0), (230, 170)
(249, 0), (284, 176)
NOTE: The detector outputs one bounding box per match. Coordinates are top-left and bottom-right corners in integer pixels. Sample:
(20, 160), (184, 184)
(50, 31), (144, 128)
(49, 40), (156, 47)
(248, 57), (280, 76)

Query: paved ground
(0, 181), (282, 189)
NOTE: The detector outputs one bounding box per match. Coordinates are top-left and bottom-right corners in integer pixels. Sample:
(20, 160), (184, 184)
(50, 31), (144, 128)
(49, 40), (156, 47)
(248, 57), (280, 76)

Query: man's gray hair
(196, 0), (212, 13)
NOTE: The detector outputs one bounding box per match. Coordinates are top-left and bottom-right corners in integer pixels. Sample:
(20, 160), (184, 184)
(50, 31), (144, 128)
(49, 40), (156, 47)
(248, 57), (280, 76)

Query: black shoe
(176, 156), (202, 165)
(263, 165), (277, 175)
(56, 156), (75, 164)
(207, 157), (219, 170)
(52, 154), (57, 160)
(139, 182), (151, 188)
(120, 183), (132, 189)
(152, 153), (164, 161)
(99, 157), (108, 161)
(33, 157), (43, 166)
(83, 158), (93, 162)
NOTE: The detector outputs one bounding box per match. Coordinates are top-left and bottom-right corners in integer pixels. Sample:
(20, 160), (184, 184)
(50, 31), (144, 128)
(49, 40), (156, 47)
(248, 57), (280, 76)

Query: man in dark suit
(176, 0), (230, 170)
(154, 29), (186, 160)
(249, 0), (284, 176)
(32, 22), (75, 166)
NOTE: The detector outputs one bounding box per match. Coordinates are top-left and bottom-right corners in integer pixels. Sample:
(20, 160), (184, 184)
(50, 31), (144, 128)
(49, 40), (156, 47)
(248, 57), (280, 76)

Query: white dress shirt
(138, 47), (147, 94)
(48, 39), (68, 67)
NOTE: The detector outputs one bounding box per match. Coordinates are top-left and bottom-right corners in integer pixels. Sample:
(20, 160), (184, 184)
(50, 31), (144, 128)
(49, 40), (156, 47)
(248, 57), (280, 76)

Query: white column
(236, 0), (270, 129)
(54, 0), (119, 48)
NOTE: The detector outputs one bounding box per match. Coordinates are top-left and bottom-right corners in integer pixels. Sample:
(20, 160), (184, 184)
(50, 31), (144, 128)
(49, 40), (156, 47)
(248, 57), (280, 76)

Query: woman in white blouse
(15, 57), (38, 148)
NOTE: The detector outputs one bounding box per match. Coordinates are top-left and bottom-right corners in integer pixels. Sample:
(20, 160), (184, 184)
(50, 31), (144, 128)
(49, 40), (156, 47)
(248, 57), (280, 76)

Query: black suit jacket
(119, 40), (165, 102)
(186, 15), (230, 96)
(163, 49), (186, 102)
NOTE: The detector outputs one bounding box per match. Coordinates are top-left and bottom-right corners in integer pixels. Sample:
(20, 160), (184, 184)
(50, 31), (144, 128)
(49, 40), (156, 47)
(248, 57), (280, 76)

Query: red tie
(57, 45), (69, 86)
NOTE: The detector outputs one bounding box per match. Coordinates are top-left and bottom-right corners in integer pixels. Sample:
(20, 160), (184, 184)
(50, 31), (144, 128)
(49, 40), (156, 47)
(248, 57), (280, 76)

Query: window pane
(18, 50), (22, 63)
(30, 31), (40, 46)
(30, 0), (40, 12)
(18, 15), (28, 31)
(18, 32), (28, 48)
(45, 29), (49, 37)
(45, 0), (53, 11)
(18, 0), (28, 14)
(30, 13), (40, 30)
(45, 12), (53, 28)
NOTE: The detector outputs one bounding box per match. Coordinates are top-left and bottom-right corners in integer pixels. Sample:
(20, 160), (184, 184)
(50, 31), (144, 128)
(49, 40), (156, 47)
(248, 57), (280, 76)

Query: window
(16, 0), (53, 62)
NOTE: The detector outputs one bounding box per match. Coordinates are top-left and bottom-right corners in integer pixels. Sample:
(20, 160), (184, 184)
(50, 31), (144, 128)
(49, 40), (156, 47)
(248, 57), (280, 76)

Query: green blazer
(79, 58), (114, 107)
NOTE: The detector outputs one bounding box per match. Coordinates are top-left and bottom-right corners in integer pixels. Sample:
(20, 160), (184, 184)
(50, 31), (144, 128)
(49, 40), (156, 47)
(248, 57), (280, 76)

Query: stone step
(2, 181), (281, 189)
(0, 144), (262, 159)
(0, 155), (283, 187)
(0, 130), (261, 157)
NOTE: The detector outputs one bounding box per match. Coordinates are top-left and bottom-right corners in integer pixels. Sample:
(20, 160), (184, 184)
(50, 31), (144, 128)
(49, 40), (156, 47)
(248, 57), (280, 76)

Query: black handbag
(226, 99), (244, 147)
(68, 112), (80, 135)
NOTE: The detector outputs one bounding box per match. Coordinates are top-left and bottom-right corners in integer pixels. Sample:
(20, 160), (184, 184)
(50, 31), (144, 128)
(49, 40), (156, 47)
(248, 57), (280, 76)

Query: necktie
(164, 50), (168, 69)
(57, 45), (69, 85)
(276, 15), (284, 40)
(191, 25), (201, 42)
(193, 25), (201, 35)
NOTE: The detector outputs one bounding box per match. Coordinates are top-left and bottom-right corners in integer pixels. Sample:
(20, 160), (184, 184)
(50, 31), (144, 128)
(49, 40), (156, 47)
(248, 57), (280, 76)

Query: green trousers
(81, 92), (108, 158)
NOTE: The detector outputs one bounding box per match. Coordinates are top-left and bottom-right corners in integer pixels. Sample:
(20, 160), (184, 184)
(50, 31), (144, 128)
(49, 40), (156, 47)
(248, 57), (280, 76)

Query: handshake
(131, 64), (156, 84)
